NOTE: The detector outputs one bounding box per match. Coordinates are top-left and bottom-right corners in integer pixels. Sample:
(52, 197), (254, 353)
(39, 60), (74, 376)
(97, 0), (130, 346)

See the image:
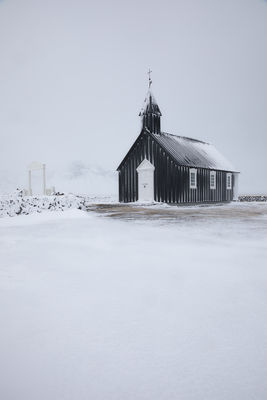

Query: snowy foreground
(0, 204), (267, 400)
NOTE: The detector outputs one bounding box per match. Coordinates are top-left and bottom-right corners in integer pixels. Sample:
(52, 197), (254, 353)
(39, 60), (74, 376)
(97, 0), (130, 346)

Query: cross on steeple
(148, 69), (152, 88)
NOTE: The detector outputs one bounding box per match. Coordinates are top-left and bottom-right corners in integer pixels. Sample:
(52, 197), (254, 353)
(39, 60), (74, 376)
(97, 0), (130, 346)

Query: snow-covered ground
(0, 204), (267, 400)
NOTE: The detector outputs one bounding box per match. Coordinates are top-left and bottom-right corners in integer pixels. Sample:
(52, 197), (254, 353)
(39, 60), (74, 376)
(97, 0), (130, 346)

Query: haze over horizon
(0, 0), (266, 195)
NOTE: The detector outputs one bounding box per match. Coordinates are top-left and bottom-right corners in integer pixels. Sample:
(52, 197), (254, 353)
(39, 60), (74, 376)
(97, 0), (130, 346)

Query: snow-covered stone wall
(239, 195), (267, 202)
(0, 190), (114, 218)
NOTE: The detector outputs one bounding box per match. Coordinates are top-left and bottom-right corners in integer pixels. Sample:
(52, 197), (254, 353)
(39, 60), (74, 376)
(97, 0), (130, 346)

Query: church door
(136, 159), (155, 202)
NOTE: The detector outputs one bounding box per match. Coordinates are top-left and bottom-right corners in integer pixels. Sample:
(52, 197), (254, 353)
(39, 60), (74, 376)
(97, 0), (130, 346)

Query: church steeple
(139, 71), (162, 135)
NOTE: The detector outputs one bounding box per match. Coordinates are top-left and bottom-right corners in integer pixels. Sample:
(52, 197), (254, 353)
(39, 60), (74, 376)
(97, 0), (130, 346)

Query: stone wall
(0, 190), (113, 217)
(239, 195), (267, 202)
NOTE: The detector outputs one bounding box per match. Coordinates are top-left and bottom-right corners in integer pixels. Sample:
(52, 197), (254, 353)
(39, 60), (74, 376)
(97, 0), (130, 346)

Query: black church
(117, 83), (239, 204)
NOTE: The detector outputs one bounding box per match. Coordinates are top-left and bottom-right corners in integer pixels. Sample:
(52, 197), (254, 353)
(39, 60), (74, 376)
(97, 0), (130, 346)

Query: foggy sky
(0, 0), (267, 194)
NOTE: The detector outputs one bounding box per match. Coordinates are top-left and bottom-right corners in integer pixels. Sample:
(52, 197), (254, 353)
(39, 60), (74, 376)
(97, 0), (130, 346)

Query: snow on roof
(139, 89), (162, 116)
(152, 132), (237, 172)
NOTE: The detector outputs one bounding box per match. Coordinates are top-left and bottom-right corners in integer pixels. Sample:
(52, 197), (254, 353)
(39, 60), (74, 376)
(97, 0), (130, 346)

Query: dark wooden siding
(118, 132), (234, 203)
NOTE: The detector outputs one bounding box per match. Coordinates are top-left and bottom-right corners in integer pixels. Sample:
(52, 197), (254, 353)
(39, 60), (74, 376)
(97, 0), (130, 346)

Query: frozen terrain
(0, 203), (267, 400)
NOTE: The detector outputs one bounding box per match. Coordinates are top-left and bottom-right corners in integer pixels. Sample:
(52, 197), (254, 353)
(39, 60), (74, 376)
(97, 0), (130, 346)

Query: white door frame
(28, 161), (46, 195)
(136, 159), (155, 202)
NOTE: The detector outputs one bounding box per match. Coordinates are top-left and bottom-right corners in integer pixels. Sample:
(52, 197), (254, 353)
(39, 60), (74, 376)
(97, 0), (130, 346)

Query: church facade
(117, 87), (239, 204)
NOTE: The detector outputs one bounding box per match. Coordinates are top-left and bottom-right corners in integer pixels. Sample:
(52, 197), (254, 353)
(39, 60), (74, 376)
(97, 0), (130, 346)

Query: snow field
(0, 206), (267, 400)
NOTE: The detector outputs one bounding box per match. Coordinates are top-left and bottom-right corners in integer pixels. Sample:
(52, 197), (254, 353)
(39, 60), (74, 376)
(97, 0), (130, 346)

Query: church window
(190, 169), (197, 189)
(210, 171), (216, 189)
(226, 173), (232, 190)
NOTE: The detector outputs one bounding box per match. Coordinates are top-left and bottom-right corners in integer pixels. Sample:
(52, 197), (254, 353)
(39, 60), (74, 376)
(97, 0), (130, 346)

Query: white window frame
(210, 171), (216, 190)
(189, 168), (197, 189)
(226, 173), (232, 190)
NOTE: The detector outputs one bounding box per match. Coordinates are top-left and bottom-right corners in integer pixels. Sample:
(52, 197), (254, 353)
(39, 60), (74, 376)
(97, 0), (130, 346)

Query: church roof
(152, 132), (237, 172)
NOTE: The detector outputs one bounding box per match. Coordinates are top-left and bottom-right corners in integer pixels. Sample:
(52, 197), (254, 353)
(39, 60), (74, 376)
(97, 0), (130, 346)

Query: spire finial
(148, 69), (152, 88)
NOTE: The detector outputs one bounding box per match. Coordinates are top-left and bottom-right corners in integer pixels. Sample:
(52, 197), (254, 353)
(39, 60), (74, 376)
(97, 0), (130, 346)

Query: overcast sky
(0, 0), (266, 194)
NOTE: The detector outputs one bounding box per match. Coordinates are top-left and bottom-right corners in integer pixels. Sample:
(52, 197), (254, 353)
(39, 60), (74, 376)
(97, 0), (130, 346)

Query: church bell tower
(139, 70), (162, 135)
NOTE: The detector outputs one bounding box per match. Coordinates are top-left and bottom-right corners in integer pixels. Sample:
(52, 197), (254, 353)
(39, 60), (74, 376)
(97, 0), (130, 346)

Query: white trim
(189, 168), (197, 189)
(233, 173), (239, 200)
(226, 173), (232, 190)
(210, 171), (216, 190)
(137, 159), (155, 202)
(28, 161), (43, 171)
(136, 158), (155, 172)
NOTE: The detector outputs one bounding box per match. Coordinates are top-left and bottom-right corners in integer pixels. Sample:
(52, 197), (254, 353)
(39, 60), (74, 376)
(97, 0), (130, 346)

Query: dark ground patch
(86, 202), (267, 224)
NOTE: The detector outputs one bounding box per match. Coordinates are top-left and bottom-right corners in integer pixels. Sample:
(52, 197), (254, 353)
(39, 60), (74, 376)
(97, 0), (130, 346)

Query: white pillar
(233, 173), (239, 201)
(28, 170), (32, 196)
(43, 164), (46, 195)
